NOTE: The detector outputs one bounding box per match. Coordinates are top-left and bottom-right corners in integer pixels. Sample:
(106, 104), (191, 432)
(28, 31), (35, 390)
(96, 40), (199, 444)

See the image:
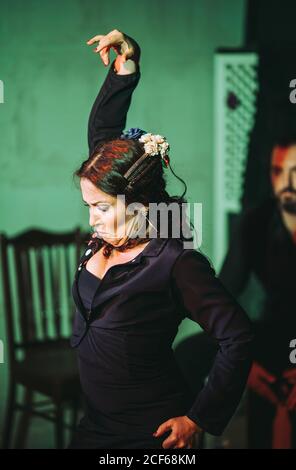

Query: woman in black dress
(68, 29), (253, 449)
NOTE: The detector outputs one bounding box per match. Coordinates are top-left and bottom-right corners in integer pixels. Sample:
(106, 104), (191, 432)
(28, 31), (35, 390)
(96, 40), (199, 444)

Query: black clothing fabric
(78, 265), (101, 309)
(247, 390), (296, 449)
(70, 237), (253, 445)
(70, 265), (172, 449)
(67, 413), (172, 449)
(219, 197), (296, 376)
(87, 59), (140, 157)
(69, 58), (253, 448)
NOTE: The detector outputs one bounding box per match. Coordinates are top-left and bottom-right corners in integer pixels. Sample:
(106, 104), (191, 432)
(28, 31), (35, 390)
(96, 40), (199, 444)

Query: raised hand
(86, 29), (140, 73)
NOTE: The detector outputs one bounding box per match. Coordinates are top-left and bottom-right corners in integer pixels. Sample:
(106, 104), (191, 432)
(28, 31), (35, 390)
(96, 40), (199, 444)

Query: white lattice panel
(213, 52), (258, 270)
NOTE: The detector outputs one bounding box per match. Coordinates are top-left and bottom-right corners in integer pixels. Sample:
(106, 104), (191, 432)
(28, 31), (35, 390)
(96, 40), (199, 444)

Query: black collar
(76, 236), (170, 275)
(72, 237), (170, 324)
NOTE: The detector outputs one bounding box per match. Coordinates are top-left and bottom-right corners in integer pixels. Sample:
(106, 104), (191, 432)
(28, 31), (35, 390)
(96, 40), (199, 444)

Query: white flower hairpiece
(138, 133), (170, 159)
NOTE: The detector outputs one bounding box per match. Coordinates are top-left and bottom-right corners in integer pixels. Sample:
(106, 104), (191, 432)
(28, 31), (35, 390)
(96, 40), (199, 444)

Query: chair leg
(55, 403), (64, 449)
(14, 387), (33, 449)
(2, 379), (17, 449)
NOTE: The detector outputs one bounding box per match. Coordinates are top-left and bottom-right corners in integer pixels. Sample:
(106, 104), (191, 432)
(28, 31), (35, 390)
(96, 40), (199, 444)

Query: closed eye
(83, 203), (109, 212)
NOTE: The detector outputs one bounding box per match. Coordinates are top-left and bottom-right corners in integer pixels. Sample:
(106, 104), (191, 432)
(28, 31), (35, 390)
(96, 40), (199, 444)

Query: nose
(279, 169), (291, 191)
(288, 169), (296, 189)
(89, 207), (100, 228)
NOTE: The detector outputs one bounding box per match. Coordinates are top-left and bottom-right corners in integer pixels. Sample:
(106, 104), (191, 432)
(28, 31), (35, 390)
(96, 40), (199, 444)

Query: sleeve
(171, 249), (254, 436)
(218, 213), (251, 297)
(87, 59), (141, 157)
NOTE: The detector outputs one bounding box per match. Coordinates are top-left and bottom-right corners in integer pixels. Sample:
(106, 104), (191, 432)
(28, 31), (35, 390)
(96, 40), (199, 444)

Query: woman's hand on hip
(153, 415), (202, 449)
(86, 29), (140, 74)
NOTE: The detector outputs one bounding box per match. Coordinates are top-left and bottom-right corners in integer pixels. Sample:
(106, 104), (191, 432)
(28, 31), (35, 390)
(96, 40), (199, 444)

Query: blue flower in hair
(120, 127), (147, 140)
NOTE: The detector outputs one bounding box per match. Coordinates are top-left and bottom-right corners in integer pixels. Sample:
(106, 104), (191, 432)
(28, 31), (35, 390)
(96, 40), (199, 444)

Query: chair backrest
(0, 227), (88, 366)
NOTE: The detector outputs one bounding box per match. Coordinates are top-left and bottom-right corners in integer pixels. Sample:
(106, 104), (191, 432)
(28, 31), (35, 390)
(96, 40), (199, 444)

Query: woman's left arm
(171, 249), (254, 436)
(153, 249), (254, 448)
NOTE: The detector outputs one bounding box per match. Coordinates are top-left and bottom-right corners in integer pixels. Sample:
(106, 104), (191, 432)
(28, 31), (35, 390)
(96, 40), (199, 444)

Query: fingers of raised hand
(99, 46), (110, 66)
(87, 29), (123, 52)
(87, 31), (126, 66)
(86, 34), (105, 45)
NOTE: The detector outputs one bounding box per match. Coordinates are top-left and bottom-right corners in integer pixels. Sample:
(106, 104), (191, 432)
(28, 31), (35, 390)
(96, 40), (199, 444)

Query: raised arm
(86, 29), (141, 156)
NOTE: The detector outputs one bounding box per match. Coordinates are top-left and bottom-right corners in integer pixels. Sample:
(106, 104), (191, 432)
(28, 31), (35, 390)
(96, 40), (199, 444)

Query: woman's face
(80, 177), (133, 246)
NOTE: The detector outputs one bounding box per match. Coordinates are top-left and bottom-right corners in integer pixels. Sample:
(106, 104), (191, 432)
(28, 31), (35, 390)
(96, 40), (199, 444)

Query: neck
(102, 237), (148, 258)
(280, 210), (296, 243)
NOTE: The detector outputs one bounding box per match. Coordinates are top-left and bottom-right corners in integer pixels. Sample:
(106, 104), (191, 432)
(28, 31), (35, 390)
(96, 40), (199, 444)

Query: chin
(101, 235), (112, 243)
(96, 233), (108, 242)
(98, 234), (117, 245)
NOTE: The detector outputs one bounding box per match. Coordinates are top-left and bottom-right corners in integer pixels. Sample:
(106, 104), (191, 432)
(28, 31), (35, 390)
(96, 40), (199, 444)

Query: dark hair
(73, 138), (195, 256)
(270, 109), (296, 148)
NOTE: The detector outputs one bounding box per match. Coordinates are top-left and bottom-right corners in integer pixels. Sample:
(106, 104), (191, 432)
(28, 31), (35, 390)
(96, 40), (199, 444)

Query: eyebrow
(82, 200), (111, 205)
(271, 165), (296, 170)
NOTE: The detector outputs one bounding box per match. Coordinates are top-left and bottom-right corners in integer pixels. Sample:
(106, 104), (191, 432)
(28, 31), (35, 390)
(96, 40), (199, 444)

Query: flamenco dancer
(68, 29), (253, 449)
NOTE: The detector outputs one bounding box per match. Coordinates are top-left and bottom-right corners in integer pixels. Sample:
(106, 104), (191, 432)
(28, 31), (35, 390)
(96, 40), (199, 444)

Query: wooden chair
(0, 227), (88, 449)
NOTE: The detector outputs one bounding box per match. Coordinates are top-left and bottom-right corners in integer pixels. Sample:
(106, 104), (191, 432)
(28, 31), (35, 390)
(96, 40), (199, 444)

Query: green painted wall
(0, 0), (246, 447)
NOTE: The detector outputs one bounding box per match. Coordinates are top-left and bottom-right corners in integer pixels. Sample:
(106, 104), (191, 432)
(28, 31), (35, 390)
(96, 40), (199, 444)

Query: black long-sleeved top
(219, 198), (296, 375)
(70, 58), (254, 441)
(88, 58), (140, 156)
